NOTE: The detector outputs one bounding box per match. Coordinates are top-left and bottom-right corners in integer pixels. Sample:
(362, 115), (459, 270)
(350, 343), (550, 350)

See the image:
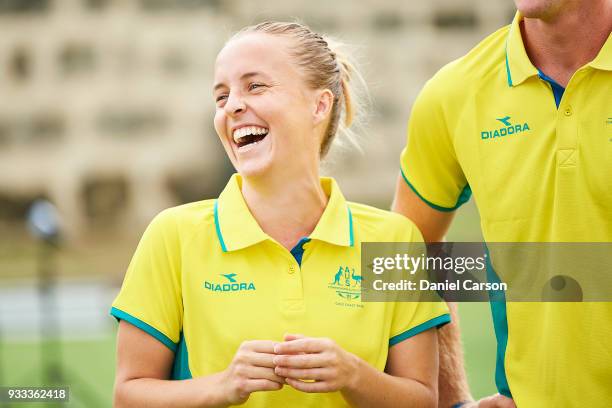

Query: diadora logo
(481, 116), (531, 140)
(203, 273), (256, 292)
(222, 273), (237, 282)
(328, 266), (362, 303)
(496, 116), (512, 126)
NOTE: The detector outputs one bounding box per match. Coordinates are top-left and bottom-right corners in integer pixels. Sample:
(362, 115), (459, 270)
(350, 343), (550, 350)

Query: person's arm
(393, 176), (518, 408)
(350, 328), (439, 407)
(113, 320), (225, 408)
(273, 330), (439, 408)
(391, 174), (455, 243)
(113, 321), (285, 408)
(392, 174), (473, 407)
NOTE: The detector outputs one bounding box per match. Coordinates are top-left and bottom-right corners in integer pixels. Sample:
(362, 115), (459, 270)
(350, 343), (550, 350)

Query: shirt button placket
(281, 260), (304, 314)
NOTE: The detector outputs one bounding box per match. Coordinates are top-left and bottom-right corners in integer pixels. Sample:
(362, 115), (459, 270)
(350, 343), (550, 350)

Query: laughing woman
(110, 22), (449, 408)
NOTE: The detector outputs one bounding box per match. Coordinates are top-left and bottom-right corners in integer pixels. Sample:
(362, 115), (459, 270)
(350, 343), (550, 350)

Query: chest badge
(329, 266), (361, 301)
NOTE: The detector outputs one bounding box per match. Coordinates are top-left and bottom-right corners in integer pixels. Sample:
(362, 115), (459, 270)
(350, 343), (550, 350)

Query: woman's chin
(235, 158), (275, 179)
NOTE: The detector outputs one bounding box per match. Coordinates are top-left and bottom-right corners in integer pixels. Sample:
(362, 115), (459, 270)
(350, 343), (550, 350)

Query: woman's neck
(241, 169), (328, 251)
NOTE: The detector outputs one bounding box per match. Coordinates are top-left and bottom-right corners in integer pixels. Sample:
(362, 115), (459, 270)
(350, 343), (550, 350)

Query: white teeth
(232, 126), (269, 143)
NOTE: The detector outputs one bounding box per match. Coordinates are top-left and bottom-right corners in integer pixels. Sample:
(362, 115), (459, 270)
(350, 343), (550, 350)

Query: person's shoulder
(162, 199), (216, 218)
(148, 199), (217, 237)
(425, 24), (510, 97)
(348, 202), (423, 242)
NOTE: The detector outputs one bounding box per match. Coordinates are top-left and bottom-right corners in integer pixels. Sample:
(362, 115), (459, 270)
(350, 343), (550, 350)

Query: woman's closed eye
(215, 93), (228, 105)
(248, 82), (267, 92)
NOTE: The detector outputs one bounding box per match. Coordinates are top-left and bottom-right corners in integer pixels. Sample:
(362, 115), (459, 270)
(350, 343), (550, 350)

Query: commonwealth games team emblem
(328, 266), (361, 301)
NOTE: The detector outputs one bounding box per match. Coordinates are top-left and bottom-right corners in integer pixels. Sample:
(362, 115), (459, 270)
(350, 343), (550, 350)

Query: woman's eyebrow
(241, 71), (265, 81)
(213, 82), (227, 92)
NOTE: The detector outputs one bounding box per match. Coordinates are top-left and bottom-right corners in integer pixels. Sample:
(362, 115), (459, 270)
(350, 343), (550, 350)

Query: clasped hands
(221, 334), (359, 405)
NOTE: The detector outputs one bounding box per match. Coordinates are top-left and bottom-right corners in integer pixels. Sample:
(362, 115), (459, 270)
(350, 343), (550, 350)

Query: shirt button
(564, 105), (573, 116)
(288, 266), (296, 274)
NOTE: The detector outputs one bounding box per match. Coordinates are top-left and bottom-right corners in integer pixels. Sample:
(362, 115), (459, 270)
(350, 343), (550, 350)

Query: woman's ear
(313, 89), (334, 125)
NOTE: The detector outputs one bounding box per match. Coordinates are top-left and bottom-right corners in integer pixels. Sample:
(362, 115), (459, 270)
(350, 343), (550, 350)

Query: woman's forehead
(215, 33), (297, 79)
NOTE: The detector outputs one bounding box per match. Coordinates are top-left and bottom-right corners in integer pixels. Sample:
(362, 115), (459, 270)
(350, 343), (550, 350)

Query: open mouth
(233, 126), (269, 149)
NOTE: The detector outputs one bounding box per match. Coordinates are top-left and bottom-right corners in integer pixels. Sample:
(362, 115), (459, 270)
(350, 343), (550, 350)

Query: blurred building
(0, 0), (514, 238)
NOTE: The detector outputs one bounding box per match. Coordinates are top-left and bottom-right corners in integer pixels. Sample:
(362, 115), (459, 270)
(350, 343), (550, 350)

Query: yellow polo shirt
(400, 12), (611, 407)
(111, 174), (450, 407)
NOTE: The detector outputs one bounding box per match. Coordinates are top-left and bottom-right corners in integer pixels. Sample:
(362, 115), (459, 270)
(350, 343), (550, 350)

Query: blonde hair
(231, 21), (366, 157)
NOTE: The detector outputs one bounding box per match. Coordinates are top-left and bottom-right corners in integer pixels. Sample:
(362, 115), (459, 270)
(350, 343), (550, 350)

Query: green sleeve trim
(400, 167), (471, 212)
(389, 313), (451, 346)
(110, 307), (178, 352)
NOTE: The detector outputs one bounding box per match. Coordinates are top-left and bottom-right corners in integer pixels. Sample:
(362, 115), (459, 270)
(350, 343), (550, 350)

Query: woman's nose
(224, 93), (246, 116)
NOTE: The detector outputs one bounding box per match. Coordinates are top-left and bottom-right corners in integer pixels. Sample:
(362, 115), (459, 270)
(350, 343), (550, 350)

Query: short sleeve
(389, 300), (450, 346)
(399, 77), (471, 211)
(388, 220), (451, 346)
(110, 209), (183, 352)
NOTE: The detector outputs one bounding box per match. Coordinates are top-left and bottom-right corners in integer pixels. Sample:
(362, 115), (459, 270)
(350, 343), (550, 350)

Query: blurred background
(0, 0), (515, 406)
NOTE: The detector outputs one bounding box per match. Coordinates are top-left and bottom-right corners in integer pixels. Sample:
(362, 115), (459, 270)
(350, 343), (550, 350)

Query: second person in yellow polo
(111, 21), (449, 408)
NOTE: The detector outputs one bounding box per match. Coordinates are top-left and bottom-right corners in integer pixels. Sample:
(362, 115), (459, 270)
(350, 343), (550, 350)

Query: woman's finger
(285, 378), (331, 393)
(274, 366), (331, 381)
(245, 379), (284, 393)
(241, 340), (279, 353)
(273, 352), (331, 368)
(283, 333), (306, 341)
(245, 366), (286, 384)
(245, 351), (277, 368)
(274, 338), (327, 354)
